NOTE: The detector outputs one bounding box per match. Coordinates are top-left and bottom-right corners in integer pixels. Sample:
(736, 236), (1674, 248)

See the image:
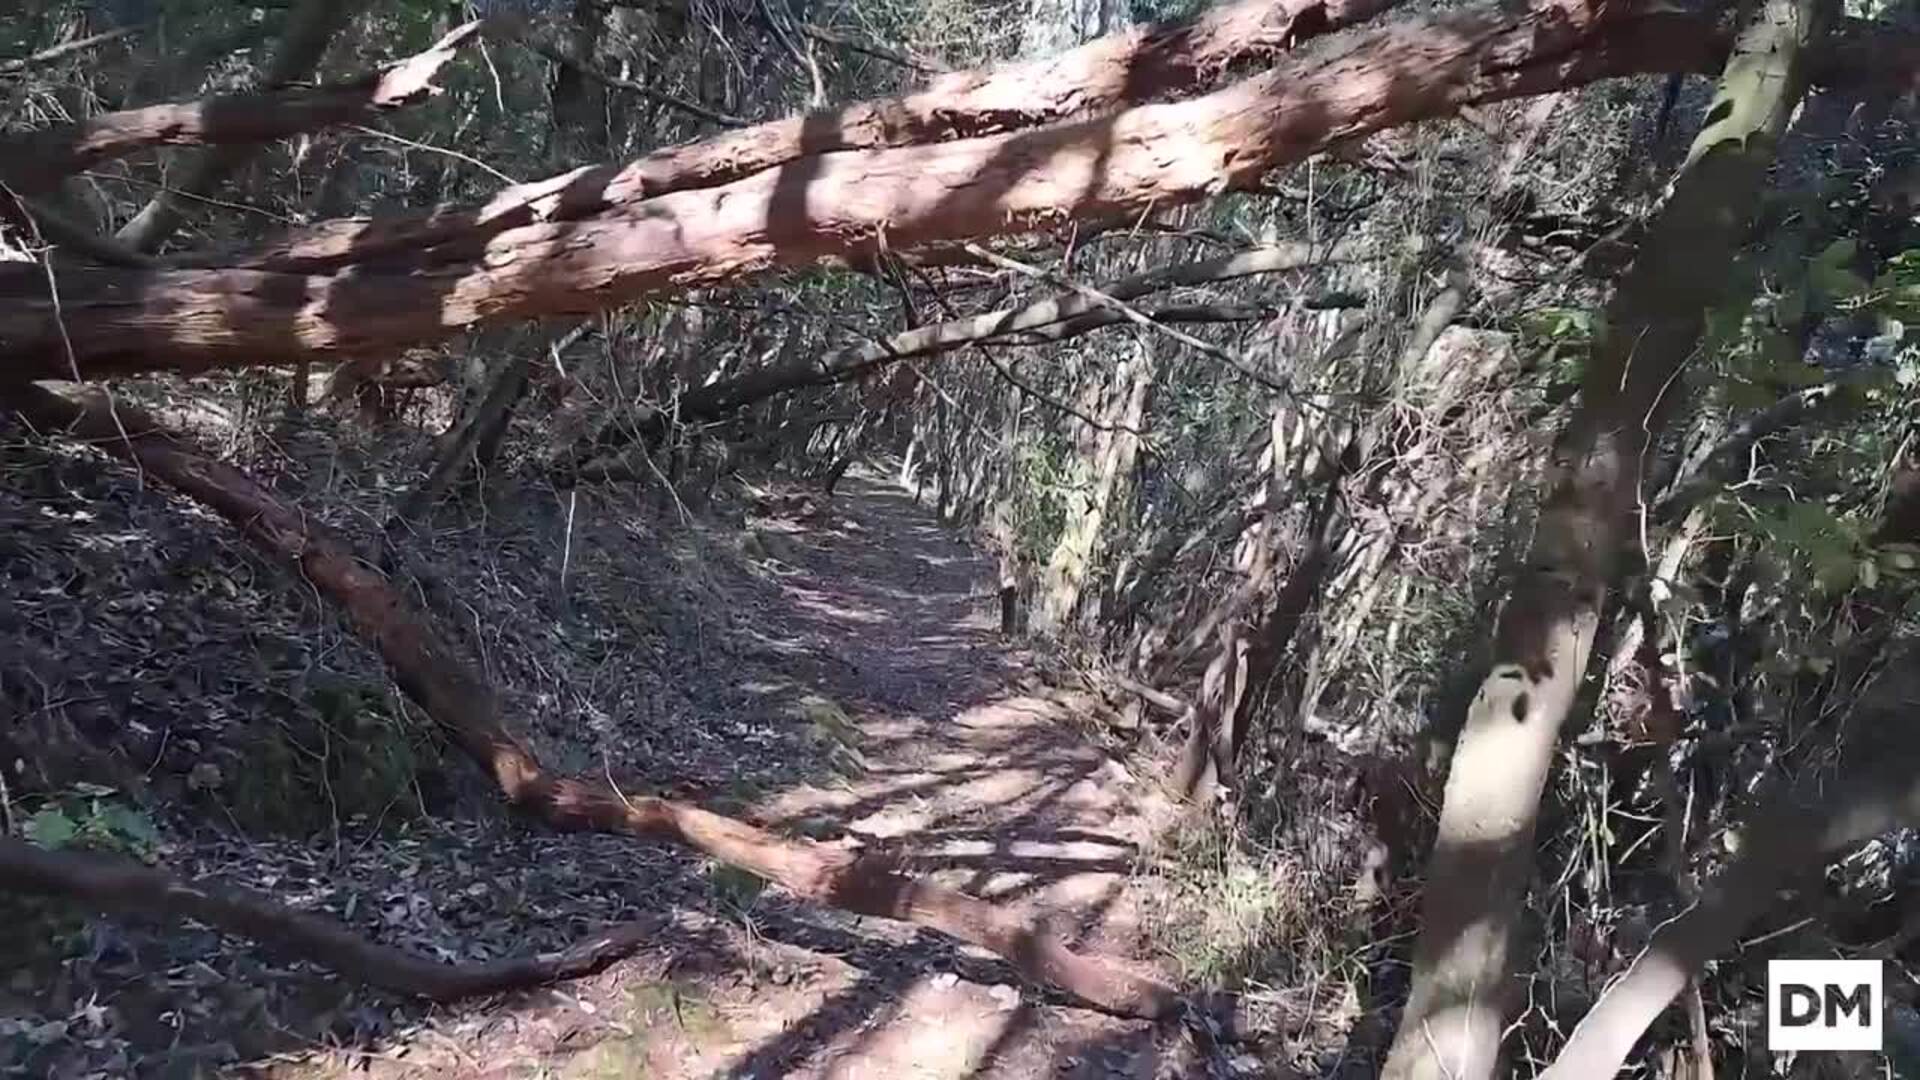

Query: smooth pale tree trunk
(1035, 347), (1155, 636)
(1380, 2), (1828, 1078)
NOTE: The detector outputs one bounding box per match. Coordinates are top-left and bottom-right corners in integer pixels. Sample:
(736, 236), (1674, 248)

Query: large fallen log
(0, 6), (1910, 380)
(0, 23), (481, 196)
(6, 382), (1180, 1019)
(169, 0), (1402, 274)
(0, 837), (654, 1001)
(0, 2), (1690, 379)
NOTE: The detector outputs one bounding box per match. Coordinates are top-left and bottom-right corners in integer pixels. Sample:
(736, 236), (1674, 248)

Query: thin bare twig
(959, 243), (1296, 396)
(346, 124), (521, 185)
(0, 22), (151, 76)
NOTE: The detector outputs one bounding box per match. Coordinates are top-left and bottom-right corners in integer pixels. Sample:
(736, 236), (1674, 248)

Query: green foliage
(1743, 499), (1867, 593)
(20, 784), (160, 859)
(1871, 248), (1920, 325)
(1809, 238), (1871, 306)
(1146, 821), (1338, 991)
(1008, 438), (1076, 565)
(224, 680), (433, 836)
(1516, 305), (1597, 385)
(1130, 0), (1209, 22)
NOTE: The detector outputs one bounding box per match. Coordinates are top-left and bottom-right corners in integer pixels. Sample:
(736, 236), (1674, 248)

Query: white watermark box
(1768, 959), (1883, 1052)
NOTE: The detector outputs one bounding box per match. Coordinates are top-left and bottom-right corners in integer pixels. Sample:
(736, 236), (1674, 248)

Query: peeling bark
(170, 0), (1403, 275)
(1380, 1), (1827, 1077)
(0, 3), (1814, 381)
(7, 382), (1180, 1020)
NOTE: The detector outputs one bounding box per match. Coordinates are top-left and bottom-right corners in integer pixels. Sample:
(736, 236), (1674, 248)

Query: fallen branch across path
(171, 0), (1400, 274)
(0, 22), (482, 196)
(4, 4), (1904, 379)
(5, 383), (1181, 1019)
(0, 837), (653, 1001)
(547, 245), (1338, 474)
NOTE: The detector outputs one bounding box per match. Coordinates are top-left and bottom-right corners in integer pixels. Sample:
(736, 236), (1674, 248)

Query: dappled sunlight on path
(711, 468), (1182, 1078)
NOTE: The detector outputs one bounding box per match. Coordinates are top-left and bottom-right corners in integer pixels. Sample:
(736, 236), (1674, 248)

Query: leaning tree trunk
(7, 382), (1178, 1020)
(1379, 2), (1827, 1078)
(1536, 455), (1920, 1080)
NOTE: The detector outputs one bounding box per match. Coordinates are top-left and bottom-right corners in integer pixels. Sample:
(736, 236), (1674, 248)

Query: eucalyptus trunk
(1380, 1), (1828, 1076)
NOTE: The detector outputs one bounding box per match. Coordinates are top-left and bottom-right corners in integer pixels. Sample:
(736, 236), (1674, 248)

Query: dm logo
(1769, 959), (1883, 1052)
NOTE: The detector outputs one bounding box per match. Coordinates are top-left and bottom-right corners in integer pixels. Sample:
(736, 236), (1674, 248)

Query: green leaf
(1810, 239), (1869, 303)
(99, 804), (159, 852)
(23, 808), (78, 850)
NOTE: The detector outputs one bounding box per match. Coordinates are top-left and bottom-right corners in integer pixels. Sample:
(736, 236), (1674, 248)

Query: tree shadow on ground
(0, 414), (1166, 1076)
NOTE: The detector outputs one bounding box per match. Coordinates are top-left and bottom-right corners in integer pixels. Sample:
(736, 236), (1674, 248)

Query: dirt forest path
(307, 467), (1189, 1080)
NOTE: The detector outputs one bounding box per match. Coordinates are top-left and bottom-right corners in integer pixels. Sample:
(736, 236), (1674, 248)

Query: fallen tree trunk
(0, 837), (653, 1001)
(0, 3), (1833, 380)
(7, 382), (1179, 1020)
(554, 301), (1272, 481)
(0, 21), (478, 197)
(169, 0), (1402, 274)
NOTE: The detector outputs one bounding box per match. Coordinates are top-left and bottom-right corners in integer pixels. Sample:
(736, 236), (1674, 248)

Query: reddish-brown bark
(0, 5), (1733, 381)
(0, 23), (480, 196)
(0, 7), (1909, 381)
(172, 0), (1402, 274)
(1, 837), (654, 1001)
(7, 382), (1180, 1019)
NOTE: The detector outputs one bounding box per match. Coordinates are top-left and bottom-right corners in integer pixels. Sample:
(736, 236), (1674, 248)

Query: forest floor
(2, 437), (1229, 1079)
(342, 469), (1203, 1080)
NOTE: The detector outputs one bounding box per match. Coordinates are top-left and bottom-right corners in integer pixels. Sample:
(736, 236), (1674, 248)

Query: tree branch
(0, 21), (480, 198)
(1538, 760), (1920, 1080)
(663, 244), (1342, 422)
(518, 36), (749, 128)
(0, 7), (1906, 377)
(0, 22), (151, 76)
(164, 0), (1405, 275)
(0, 837), (653, 1001)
